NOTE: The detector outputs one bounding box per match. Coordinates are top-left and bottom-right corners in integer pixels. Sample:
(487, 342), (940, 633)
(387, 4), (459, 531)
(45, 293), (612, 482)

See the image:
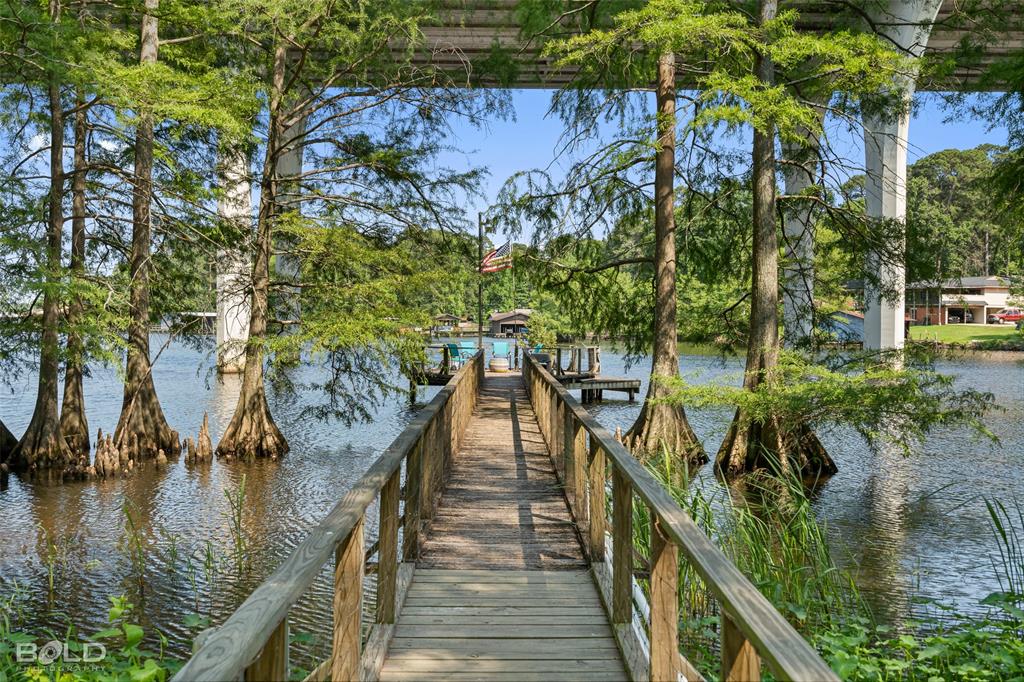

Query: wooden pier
(413, 344), (640, 402)
(176, 351), (838, 682)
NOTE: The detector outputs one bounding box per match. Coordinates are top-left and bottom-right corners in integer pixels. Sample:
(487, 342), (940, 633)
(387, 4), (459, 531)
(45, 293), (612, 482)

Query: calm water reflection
(1, 337), (1022, 660)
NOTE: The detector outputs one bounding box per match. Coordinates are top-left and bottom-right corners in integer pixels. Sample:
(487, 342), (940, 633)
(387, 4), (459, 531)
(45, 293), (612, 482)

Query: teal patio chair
(492, 341), (511, 362)
(444, 343), (463, 370)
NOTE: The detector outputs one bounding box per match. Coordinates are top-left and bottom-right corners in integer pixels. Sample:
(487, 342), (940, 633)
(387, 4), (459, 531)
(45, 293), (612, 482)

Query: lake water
(1, 336), (1022, 663)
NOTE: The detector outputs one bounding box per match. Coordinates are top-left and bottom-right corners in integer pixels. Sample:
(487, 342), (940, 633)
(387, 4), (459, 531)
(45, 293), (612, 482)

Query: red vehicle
(995, 307), (1024, 323)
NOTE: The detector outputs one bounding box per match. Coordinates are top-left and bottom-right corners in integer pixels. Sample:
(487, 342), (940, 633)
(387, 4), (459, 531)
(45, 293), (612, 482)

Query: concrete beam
(216, 149), (252, 374)
(862, 0), (944, 351)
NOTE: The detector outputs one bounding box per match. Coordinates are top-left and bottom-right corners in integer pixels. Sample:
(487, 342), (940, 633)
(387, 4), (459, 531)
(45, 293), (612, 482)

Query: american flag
(480, 240), (513, 273)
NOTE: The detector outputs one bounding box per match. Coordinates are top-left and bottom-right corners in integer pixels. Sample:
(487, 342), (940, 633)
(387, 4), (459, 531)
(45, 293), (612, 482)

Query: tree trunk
(10, 0), (76, 476)
(625, 52), (704, 467)
(60, 85), (90, 457)
(113, 0), (180, 461)
(0, 418), (17, 464)
(716, 0), (835, 480)
(216, 41), (290, 461)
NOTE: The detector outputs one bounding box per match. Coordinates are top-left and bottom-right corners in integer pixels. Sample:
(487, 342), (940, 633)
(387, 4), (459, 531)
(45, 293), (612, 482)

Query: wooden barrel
(488, 357), (510, 373)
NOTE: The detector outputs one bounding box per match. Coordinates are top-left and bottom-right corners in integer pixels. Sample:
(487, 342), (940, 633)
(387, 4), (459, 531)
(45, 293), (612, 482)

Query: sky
(438, 89), (1011, 235)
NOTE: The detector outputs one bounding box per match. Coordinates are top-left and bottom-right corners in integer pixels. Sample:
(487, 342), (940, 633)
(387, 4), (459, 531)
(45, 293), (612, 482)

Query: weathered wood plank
(612, 466), (633, 625)
(243, 617), (287, 682)
(394, 624), (614, 638)
(381, 672), (628, 681)
(418, 374), (587, 571)
(398, 615), (604, 625)
(402, 441), (421, 562)
(381, 658), (625, 673)
(387, 638), (621, 653)
(377, 470), (400, 625)
(400, 606), (608, 616)
(649, 516), (679, 682)
(331, 517), (363, 682)
(589, 439), (606, 562)
(360, 563), (415, 681)
(722, 611), (761, 682)
(412, 569), (590, 581)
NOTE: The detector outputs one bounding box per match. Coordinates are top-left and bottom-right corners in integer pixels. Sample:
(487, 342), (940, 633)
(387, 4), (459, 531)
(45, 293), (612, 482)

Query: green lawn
(909, 323), (1023, 347)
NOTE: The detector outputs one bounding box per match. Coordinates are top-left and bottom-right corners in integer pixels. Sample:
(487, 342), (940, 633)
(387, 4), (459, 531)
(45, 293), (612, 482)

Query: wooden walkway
(176, 352), (839, 682)
(380, 374), (628, 681)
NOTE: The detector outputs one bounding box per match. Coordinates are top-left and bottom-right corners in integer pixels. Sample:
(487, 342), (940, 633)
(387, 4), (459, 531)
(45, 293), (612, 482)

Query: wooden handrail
(522, 352), (839, 682)
(173, 351), (484, 682)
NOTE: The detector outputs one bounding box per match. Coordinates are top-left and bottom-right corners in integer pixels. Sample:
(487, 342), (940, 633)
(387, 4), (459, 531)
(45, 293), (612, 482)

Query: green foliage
(815, 614), (1024, 681)
(658, 351), (997, 457)
(635, 457), (1024, 681)
(0, 596), (176, 682)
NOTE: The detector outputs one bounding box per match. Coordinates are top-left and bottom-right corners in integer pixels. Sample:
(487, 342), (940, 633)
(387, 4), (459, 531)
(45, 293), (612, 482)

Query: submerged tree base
(716, 408), (837, 480)
(8, 420), (79, 478)
(216, 388), (288, 461)
(625, 399), (706, 468)
(114, 376), (180, 462)
(0, 419), (16, 463)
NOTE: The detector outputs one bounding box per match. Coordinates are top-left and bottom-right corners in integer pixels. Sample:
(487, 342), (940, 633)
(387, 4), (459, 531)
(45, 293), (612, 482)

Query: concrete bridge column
(781, 121), (824, 348)
(216, 149), (252, 374)
(275, 113), (307, 330)
(862, 0), (943, 351)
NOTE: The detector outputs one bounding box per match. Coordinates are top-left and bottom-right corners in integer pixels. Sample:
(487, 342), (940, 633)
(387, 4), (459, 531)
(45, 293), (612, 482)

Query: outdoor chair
(444, 343), (463, 370)
(492, 341), (512, 362)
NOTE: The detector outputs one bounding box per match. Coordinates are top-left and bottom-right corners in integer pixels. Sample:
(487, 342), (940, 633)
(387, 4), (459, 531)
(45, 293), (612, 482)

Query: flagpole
(510, 242), (515, 312)
(477, 212), (484, 351)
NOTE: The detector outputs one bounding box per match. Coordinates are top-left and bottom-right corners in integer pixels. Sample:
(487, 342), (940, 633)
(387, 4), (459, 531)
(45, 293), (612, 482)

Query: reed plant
(629, 449), (1024, 680)
(631, 448), (867, 672)
(223, 475), (250, 574)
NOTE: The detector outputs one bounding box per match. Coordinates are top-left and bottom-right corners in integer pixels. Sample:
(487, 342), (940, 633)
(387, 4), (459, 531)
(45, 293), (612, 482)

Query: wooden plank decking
(418, 374), (586, 570)
(380, 373), (628, 681)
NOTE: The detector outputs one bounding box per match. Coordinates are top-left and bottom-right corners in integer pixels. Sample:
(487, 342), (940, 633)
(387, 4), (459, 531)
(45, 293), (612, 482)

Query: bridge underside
(412, 0), (1022, 91)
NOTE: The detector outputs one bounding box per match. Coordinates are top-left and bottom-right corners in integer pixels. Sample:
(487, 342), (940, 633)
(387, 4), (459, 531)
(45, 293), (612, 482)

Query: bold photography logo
(16, 639), (107, 666)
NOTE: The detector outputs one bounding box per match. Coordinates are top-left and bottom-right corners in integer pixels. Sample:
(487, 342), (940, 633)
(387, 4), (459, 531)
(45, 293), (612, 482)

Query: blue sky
(440, 89), (1010, 233)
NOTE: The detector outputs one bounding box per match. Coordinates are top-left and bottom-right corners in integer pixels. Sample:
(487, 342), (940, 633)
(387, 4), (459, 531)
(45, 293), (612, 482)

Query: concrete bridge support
(781, 122), (824, 348)
(216, 149), (252, 374)
(862, 0), (944, 351)
(274, 113), (306, 330)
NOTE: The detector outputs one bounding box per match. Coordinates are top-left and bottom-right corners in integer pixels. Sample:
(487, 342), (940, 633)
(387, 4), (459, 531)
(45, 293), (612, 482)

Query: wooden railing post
(332, 516), (364, 682)
(244, 616), (288, 681)
(612, 465), (632, 625)
(377, 470), (400, 624)
(588, 438), (606, 562)
(649, 516), (679, 682)
(402, 440), (422, 561)
(562, 413), (586, 531)
(420, 421), (436, 522)
(722, 611), (761, 682)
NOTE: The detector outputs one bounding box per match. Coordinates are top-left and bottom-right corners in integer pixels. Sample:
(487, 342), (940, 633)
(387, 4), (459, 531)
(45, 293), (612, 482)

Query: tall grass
(985, 498), (1024, 600)
(632, 448), (867, 671)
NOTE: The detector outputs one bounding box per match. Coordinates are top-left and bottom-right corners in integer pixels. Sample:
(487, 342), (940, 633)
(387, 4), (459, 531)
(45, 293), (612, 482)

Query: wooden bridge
(174, 352), (838, 682)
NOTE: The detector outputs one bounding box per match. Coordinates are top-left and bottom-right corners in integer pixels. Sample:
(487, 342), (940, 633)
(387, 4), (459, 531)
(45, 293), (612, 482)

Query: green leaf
(91, 628), (122, 640)
(123, 623), (145, 648)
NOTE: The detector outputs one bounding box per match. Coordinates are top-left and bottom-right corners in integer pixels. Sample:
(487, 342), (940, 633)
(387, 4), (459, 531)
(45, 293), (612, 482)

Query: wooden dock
(176, 352), (839, 682)
(381, 375), (622, 680)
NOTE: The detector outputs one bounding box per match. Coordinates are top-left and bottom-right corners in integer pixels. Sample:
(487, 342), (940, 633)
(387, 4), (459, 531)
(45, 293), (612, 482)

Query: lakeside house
(489, 308), (532, 336)
(433, 313), (462, 331)
(906, 275), (1015, 325)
